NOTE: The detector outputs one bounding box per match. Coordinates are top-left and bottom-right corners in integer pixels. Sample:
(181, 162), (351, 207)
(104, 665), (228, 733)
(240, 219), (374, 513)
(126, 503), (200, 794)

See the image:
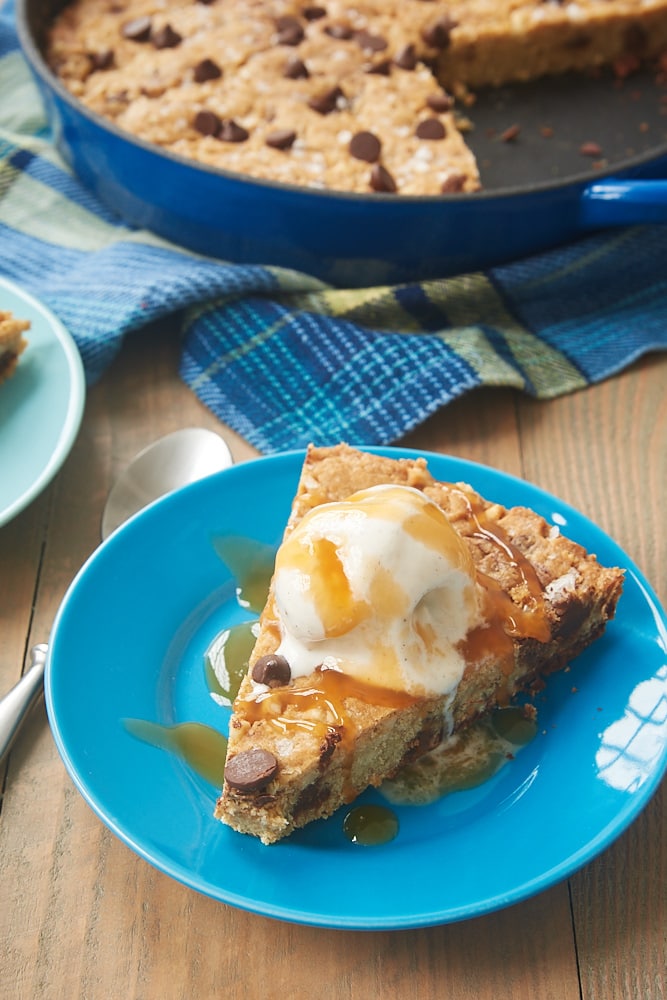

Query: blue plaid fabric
(2, 1), (666, 453)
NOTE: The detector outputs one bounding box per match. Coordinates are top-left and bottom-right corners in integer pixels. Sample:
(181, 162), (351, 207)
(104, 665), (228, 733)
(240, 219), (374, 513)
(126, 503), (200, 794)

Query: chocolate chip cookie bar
(215, 444), (624, 844)
(432, 0), (667, 89)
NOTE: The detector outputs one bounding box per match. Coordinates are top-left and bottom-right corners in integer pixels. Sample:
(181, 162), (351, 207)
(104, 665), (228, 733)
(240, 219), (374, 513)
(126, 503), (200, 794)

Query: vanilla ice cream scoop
(271, 484), (483, 697)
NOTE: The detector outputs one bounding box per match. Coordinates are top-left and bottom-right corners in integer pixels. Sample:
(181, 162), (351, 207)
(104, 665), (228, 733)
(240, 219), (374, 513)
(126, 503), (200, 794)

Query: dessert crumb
(580, 140), (603, 157)
(500, 123), (521, 142)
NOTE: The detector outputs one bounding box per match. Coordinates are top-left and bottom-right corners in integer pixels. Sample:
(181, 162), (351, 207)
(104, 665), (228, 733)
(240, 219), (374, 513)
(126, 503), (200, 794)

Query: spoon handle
(0, 644), (48, 765)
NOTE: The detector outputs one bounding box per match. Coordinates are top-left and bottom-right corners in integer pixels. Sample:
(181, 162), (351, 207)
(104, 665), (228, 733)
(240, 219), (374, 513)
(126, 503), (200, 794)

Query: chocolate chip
(224, 748), (279, 792)
(416, 117), (446, 140)
(324, 23), (354, 39)
(394, 44), (417, 70)
(89, 49), (115, 71)
(421, 16), (457, 49)
(193, 109), (221, 136)
(219, 119), (249, 142)
(265, 128), (297, 150)
(121, 16), (152, 41)
(624, 22), (648, 53)
(308, 86), (344, 114)
(426, 90), (453, 112)
(284, 55), (309, 78)
(319, 729), (342, 763)
(193, 57), (222, 83)
(252, 653), (292, 684)
(253, 793), (277, 807)
(440, 173), (466, 193)
(349, 130), (381, 163)
(151, 23), (182, 49)
(302, 4), (326, 19)
(355, 30), (387, 52)
(370, 163), (397, 193)
(276, 16), (304, 45)
(294, 781), (329, 816)
(365, 58), (392, 76)
(564, 32), (592, 50)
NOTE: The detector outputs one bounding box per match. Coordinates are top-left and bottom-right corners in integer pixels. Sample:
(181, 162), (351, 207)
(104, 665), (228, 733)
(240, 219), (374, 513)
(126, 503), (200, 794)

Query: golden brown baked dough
(215, 444), (624, 844)
(432, 0), (667, 88)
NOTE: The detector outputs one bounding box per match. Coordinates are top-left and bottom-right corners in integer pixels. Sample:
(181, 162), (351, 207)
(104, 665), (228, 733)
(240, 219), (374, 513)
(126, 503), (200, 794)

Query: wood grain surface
(1, 322), (665, 1000)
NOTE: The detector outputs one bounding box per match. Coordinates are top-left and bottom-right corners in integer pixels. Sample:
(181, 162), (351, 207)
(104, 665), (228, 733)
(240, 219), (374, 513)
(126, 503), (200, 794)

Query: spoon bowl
(0, 427), (234, 764)
(101, 427), (233, 540)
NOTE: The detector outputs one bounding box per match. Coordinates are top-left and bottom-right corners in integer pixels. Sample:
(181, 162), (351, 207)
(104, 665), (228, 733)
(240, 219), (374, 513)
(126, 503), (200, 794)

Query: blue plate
(45, 448), (667, 929)
(0, 275), (85, 527)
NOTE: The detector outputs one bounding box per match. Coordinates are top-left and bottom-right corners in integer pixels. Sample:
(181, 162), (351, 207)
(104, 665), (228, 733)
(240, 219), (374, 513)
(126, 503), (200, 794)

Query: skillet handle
(580, 180), (667, 229)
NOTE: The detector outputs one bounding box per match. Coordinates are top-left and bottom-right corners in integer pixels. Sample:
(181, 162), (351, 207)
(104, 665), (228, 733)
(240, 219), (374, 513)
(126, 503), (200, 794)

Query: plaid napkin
(1, 3), (666, 454)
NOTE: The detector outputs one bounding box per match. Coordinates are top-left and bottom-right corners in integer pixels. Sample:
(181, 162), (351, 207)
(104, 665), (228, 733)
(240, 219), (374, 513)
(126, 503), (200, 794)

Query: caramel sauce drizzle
(239, 668), (419, 801)
(240, 666), (418, 741)
(447, 483), (551, 679)
(446, 483), (549, 631)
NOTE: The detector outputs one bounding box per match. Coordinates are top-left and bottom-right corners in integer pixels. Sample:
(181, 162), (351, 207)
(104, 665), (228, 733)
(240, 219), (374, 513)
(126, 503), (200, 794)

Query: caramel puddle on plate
(343, 804), (400, 846)
(343, 707), (536, 846)
(205, 534), (274, 703)
(124, 719), (228, 786)
(380, 706), (538, 806)
(206, 620), (260, 706)
(212, 535), (276, 614)
(123, 539), (274, 785)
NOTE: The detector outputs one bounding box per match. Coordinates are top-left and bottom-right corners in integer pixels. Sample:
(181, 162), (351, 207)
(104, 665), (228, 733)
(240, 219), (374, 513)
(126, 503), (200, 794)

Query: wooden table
(1, 322), (665, 1000)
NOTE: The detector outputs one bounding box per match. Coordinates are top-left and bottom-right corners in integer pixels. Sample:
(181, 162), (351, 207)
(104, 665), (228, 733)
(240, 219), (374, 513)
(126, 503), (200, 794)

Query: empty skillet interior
(466, 66), (667, 192)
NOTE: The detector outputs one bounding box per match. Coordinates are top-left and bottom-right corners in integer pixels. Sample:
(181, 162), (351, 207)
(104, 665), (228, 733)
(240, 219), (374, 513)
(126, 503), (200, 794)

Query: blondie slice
(215, 444), (623, 844)
(0, 310), (29, 384)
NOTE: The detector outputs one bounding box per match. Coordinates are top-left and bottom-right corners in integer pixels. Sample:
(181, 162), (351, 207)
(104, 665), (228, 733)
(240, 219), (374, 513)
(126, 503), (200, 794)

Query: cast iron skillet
(16, 0), (667, 285)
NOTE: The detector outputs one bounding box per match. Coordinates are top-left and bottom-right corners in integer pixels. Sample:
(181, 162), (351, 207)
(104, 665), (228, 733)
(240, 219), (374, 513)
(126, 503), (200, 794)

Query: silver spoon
(0, 427), (233, 765)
